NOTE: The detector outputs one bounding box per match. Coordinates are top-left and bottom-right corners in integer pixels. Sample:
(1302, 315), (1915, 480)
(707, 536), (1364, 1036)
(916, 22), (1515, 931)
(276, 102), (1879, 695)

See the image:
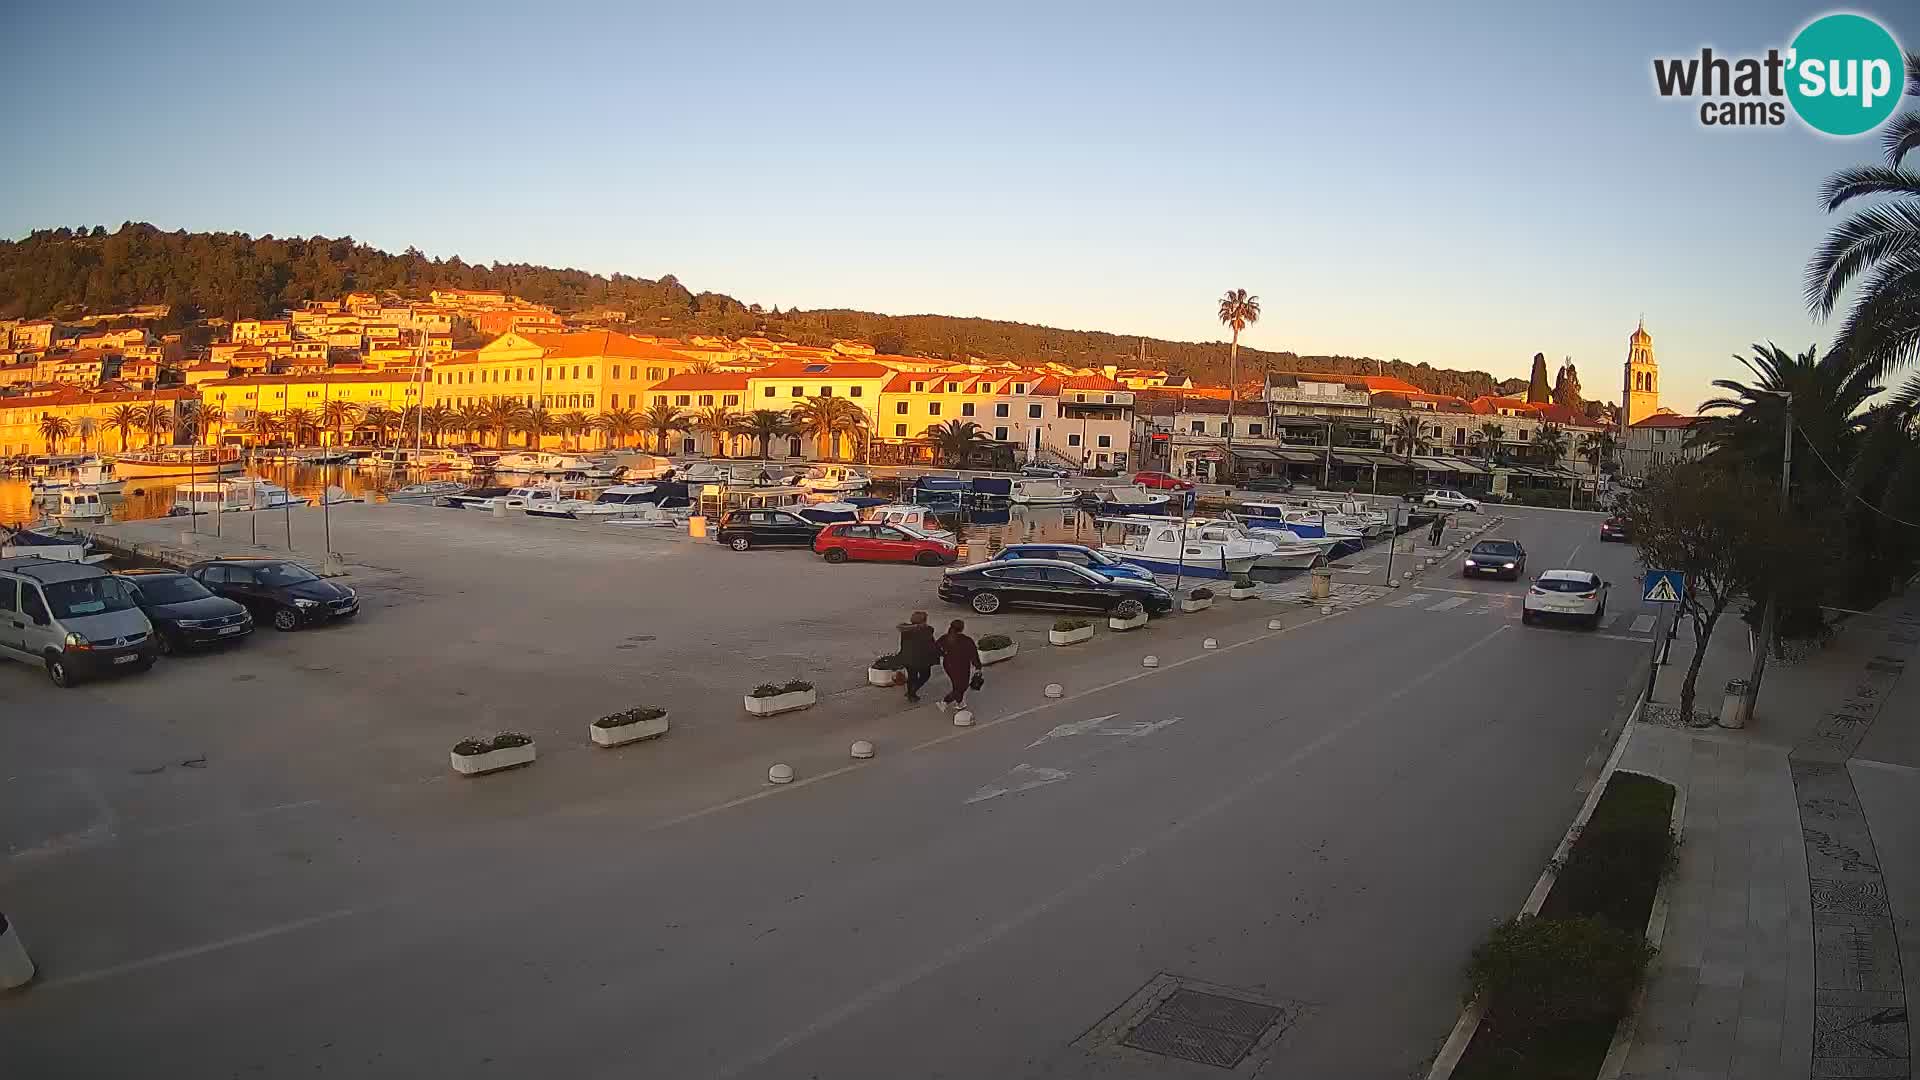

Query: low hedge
(1053, 618), (1091, 632)
(750, 679), (815, 697)
(977, 634), (1013, 650)
(453, 732), (533, 755)
(594, 707), (666, 730)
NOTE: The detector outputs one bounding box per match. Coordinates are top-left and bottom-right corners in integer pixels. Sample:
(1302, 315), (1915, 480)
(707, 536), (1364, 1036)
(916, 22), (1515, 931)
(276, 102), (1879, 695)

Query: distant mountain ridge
(3, 222), (1532, 400)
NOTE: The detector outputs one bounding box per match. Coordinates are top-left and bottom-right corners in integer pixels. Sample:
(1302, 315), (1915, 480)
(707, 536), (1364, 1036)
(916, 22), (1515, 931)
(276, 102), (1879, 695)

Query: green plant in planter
(871, 654), (905, 670)
(779, 679), (814, 693)
(1053, 618), (1091, 632)
(1231, 573), (1255, 590)
(1466, 914), (1654, 1038)
(1188, 587), (1214, 600)
(750, 683), (783, 697)
(594, 706), (667, 729)
(978, 634), (1013, 651)
(453, 732), (534, 755)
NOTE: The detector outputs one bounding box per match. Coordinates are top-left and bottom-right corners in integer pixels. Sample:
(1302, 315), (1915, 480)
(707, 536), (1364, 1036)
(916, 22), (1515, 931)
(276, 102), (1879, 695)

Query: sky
(1, 0), (1912, 412)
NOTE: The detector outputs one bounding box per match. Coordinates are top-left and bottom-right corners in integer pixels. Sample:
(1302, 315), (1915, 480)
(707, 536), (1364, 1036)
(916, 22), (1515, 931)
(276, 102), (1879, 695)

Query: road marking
(36, 905), (375, 991)
(1629, 614), (1656, 634)
(1427, 597), (1470, 612)
(1600, 613), (1620, 631)
(1563, 543), (1584, 566)
(1592, 633), (1654, 644)
(964, 764), (1072, 804)
(1027, 714), (1121, 748)
(1096, 717), (1183, 741)
(1389, 593), (1431, 608)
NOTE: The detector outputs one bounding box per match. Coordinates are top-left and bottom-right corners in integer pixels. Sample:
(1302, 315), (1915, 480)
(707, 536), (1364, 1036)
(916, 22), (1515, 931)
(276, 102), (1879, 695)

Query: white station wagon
(1522, 569), (1611, 628)
(1420, 489), (1480, 512)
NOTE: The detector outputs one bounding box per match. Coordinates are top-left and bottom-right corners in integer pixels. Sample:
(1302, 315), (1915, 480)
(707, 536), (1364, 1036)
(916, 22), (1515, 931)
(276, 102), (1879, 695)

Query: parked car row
(1, 555), (357, 688)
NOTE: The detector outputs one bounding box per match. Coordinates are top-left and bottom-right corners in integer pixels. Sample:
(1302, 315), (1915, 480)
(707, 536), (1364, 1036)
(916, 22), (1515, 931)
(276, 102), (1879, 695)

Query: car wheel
(46, 656), (75, 688)
(970, 591), (1002, 615)
(822, 548), (848, 564)
(1521, 609), (1535, 625)
(272, 607), (301, 632)
(1425, 499), (1438, 508)
(729, 536), (751, 551)
(914, 550), (944, 567)
(1465, 503), (1478, 512)
(1114, 598), (1144, 620)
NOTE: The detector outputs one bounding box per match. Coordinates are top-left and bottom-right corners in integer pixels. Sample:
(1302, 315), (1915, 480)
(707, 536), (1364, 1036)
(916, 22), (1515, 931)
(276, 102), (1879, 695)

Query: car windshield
(1536, 577), (1597, 593)
(43, 576), (139, 619)
(893, 523), (930, 540)
(1471, 542), (1521, 557)
(248, 562), (320, 586)
(1086, 549), (1123, 566)
(129, 575), (212, 604)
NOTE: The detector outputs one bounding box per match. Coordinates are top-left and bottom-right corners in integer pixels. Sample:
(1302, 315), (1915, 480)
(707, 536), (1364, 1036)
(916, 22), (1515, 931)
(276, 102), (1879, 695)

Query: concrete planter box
(590, 713), (670, 747)
(744, 688), (816, 716)
(1108, 611), (1149, 631)
(450, 742), (536, 776)
(1049, 625), (1094, 646)
(867, 666), (905, 687)
(1179, 597), (1213, 613)
(978, 644), (1018, 666)
(1229, 586), (1259, 601)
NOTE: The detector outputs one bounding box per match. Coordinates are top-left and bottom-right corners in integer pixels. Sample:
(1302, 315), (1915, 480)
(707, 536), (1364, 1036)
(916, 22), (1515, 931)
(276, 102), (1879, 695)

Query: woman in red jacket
(936, 619), (981, 712)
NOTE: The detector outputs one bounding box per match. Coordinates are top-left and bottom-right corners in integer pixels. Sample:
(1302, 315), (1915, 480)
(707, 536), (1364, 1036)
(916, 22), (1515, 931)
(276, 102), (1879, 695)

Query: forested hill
(2, 223), (1528, 399)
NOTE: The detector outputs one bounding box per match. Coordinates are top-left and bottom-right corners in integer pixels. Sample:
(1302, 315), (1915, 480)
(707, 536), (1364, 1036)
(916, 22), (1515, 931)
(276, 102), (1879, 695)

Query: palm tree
(1578, 431), (1616, 474)
(37, 414), (72, 454)
(924, 419), (990, 467)
(141, 403), (174, 447)
(172, 400), (200, 446)
(556, 410), (592, 451)
(421, 405), (453, 448)
(518, 406), (556, 449)
(320, 399), (363, 448)
(479, 399), (529, 449)
(1387, 414), (1427, 457)
(245, 409), (284, 447)
(74, 416), (98, 454)
(1696, 343), (1878, 494)
(592, 407), (641, 450)
(197, 404), (227, 447)
(363, 405), (396, 448)
(1805, 51), (1920, 388)
(730, 409), (792, 460)
(788, 396), (869, 460)
(1473, 420), (1504, 463)
(281, 408), (317, 448)
(639, 401), (690, 454)
(1217, 289), (1262, 476)
(104, 404), (141, 452)
(1532, 422), (1569, 467)
(450, 406), (486, 446)
(691, 406), (735, 457)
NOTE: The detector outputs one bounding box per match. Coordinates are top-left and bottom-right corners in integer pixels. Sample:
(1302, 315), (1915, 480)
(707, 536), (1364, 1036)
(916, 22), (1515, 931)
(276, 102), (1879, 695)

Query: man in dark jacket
(897, 611), (940, 703)
(1429, 513), (1446, 547)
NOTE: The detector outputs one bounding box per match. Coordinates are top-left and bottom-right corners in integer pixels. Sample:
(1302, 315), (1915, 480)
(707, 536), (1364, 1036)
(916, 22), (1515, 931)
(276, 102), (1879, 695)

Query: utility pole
(1742, 391), (1792, 725)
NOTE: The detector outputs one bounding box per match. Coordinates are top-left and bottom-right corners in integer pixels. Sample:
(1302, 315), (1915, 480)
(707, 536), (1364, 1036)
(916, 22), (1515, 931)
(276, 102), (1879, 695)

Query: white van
(0, 557), (158, 687)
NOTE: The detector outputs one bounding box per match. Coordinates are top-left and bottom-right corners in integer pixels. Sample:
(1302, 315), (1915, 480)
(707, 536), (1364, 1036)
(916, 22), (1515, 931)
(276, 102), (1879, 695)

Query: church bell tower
(1622, 318), (1658, 427)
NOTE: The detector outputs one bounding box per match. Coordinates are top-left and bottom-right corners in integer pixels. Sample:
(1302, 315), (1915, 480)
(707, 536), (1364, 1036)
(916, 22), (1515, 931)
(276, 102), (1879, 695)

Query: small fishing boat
(1181, 518), (1324, 570)
(51, 489), (112, 524)
(800, 465), (871, 494)
(526, 482), (688, 519)
(1009, 478), (1082, 505)
(1, 526), (112, 564)
(114, 446), (245, 478)
(459, 481), (602, 513)
(600, 505), (687, 528)
(797, 502), (862, 525)
(171, 478), (304, 515)
(1079, 484), (1171, 515)
(29, 460), (125, 495)
(861, 503), (956, 542)
(492, 450), (604, 474)
(385, 480), (469, 504)
(441, 485), (514, 509)
(1096, 517), (1270, 579)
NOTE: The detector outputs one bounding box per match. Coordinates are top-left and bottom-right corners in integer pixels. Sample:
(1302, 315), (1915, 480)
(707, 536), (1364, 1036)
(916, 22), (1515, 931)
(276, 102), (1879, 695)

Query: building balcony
(1267, 387), (1371, 408)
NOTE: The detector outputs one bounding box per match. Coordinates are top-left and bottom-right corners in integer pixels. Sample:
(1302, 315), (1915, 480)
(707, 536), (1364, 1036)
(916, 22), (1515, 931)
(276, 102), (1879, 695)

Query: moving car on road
(1599, 516), (1631, 542)
(1420, 489), (1480, 512)
(187, 558), (358, 631)
(119, 569), (253, 653)
(986, 543), (1157, 582)
(1463, 539), (1527, 580)
(0, 556), (158, 687)
(1522, 570), (1611, 627)
(715, 508), (823, 551)
(1131, 471), (1195, 491)
(813, 522), (958, 566)
(938, 559), (1174, 617)
(1238, 476), (1295, 493)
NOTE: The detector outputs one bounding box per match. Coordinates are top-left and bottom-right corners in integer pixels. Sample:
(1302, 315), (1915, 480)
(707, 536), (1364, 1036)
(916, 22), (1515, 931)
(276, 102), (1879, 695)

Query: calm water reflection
(0, 463), (395, 529)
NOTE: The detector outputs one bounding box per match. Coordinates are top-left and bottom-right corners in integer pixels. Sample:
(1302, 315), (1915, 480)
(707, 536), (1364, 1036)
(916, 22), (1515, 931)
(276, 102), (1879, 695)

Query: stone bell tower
(1621, 318), (1659, 428)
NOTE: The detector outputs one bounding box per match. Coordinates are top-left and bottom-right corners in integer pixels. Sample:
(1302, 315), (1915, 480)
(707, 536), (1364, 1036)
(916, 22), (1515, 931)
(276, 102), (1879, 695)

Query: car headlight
(293, 598), (319, 609)
(175, 619), (204, 629)
(1464, 558), (1477, 566)
(1503, 562), (1516, 569)
(64, 631), (88, 648)
(342, 587), (356, 599)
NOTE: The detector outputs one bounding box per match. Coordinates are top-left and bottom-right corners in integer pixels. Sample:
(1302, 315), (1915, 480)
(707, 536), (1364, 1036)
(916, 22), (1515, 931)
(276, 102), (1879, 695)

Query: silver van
(0, 557), (158, 687)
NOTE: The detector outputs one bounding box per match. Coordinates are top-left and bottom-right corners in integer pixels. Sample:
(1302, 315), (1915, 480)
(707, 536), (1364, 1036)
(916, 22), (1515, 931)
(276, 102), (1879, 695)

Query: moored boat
(1, 525), (111, 563)
(52, 489), (112, 524)
(800, 465), (872, 494)
(1009, 478), (1082, 505)
(171, 478), (303, 515)
(114, 446), (245, 478)
(1095, 516), (1269, 579)
(860, 503), (955, 541)
(385, 480), (469, 504)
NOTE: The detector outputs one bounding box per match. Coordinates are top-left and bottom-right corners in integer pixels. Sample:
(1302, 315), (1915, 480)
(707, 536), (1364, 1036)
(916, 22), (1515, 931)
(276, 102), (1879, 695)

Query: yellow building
(427, 330), (696, 414)
(0, 387), (198, 457)
(198, 372), (424, 442)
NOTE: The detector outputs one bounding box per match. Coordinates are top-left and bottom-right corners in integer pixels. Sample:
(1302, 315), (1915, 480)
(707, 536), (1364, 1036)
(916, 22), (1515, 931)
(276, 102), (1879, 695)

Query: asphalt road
(0, 506), (1657, 1078)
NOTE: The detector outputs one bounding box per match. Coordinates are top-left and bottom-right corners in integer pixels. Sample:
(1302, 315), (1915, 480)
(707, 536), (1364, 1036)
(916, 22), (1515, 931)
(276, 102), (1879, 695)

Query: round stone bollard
(1142, 655), (1160, 668)
(492, 500), (509, 519)
(952, 709), (975, 727)
(1202, 638), (1218, 650)
(0, 913), (33, 991)
(1320, 605), (1334, 615)
(850, 740), (875, 760)
(768, 763), (794, 785)
(1268, 618), (1284, 630)
(1043, 683), (1064, 699)
(1389, 580), (1401, 588)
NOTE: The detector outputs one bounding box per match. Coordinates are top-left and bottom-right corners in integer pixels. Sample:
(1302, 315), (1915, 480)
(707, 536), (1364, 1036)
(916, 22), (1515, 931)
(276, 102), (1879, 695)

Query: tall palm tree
(245, 409), (284, 447)
(421, 405), (453, 448)
(556, 410), (592, 451)
(141, 403), (174, 447)
(1473, 420), (1504, 463)
(37, 414), (72, 454)
(320, 399), (363, 448)
(198, 404), (227, 447)
(692, 405), (736, 458)
(730, 409), (792, 460)
(1217, 289), (1262, 477)
(924, 419), (990, 467)
(104, 403), (141, 452)
(363, 405), (396, 449)
(172, 400), (200, 446)
(639, 401), (690, 454)
(1532, 422), (1569, 467)
(1805, 51), (1920, 387)
(1577, 431), (1616, 474)
(518, 406), (556, 449)
(479, 399), (529, 449)
(281, 408), (317, 448)
(592, 407), (641, 450)
(450, 406), (486, 446)
(74, 416), (98, 454)
(1387, 414), (1427, 457)
(1696, 343), (1878, 494)
(788, 396), (869, 460)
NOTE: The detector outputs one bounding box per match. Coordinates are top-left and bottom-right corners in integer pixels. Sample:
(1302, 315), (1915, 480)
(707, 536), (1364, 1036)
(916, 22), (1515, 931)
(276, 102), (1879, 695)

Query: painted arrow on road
(1027, 714), (1120, 748)
(965, 764), (1072, 805)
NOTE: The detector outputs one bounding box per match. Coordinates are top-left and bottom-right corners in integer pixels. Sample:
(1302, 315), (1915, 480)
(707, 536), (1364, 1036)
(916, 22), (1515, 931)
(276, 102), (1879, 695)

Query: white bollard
(1320, 605), (1334, 615)
(1202, 638), (1218, 650)
(849, 740), (874, 760)
(1390, 580), (1401, 588)
(1043, 683), (1064, 699)
(952, 709), (974, 727)
(768, 763), (793, 785)
(1268, 618), (1284, 629)
(1402, 571), (1413, 580)
(1142, 655), (1159, 668)
(492, 501), (509, 519)
(0, 913), (33, 991)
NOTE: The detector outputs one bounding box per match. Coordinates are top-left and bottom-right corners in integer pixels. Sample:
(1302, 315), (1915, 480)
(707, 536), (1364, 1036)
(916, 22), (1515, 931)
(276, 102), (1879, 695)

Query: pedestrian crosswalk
(1383, 589), (1657, 639)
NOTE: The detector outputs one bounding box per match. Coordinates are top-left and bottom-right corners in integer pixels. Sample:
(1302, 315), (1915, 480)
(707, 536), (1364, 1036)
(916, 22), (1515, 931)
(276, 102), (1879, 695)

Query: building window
(698, 394), (713, 406)
(1028, 404), (1043, 419)
(994, 426), (1008, 441)
(1014, 383), (1026, 394)
(961, 403), (974, 417)
(1067, 433), (1081, 447)
(819, 386), (832, 397)
(995, 403), (1009, 418)
(1105, 395), (1114, 404)
(612, 365), (620, 379)
(789, 386), (802, 398)
(675, 395), (690, 406)
(928, 402), (942, 417)
(585, 394), (594, 408)
(849, 386), (861, 397)
(1191, 421), (1205, 434)
(895, 402), (908, 414)
(586, 366), (593, 379)
(1248, 423), (1263, 437)
(654, 395), (666, 406)
(913, 381), (926, 392)
(946, 381), (959, 392)
(764, 387), (776, 397)
(723, 394), (739, 406)
(1097, 434), (1112, 448)
(573, 366), (581, 380)
(628, 395), (637, 408)
(648, 367), (663, 380)
(894, 424), (907, 437)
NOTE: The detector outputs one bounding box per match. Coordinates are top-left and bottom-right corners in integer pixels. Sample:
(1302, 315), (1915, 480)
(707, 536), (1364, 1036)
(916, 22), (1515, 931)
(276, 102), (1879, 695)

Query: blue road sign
(1643, 570), (1684, 603)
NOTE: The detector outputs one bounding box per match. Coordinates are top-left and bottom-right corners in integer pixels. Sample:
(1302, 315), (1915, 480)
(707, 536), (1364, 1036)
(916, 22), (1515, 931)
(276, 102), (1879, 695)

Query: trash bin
(1719, 679), (1751, 729)
(1309, 566), (1333, 602)
(687, 515), (707, 539)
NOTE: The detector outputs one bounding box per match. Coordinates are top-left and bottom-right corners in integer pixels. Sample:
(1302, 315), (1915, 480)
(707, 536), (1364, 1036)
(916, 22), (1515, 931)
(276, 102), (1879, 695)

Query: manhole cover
(1119, 989), (1282, 1069)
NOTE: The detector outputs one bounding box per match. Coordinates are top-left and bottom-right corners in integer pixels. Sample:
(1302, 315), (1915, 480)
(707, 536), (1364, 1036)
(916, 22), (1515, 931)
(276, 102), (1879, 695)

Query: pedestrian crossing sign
(1643, 570), (1684, 603)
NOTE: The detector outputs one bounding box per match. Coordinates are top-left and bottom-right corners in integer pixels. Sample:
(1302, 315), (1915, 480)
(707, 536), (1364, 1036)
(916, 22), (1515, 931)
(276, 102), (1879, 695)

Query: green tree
(1217, 289), (1261, 473)
(320, 399), (363, 448)
(245, 409), (284, 447)
(1474, 420), (1504, 463)
(1578, 430), (1615, 473)
(104, 403), (141, 452)
(592, 407), (641, 450)
(692, 405), (735, 458)
(478, 399), (528, 449)
(556, 410), (592, 451)
(788, 396), (869, 461)
(1387, 414), (1427, 457)
(730, 409), (792, 460)
(924, 419), (990, 467)
(1532, 422), (1569, 466)
(197, 403), (226, 446)
(37, 413), (72, 454)
(518, 406), (556, 449)
(281, 408), (316, 448)
(141, 403), (174, 447)
(639, 401), (690, 454)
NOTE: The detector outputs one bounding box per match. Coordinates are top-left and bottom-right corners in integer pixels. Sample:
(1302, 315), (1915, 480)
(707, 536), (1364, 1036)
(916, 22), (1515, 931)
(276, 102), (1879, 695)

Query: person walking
(1429, 513), (1446, 548)
(936, 619), (981, 712)
(897, 611), (939, 704)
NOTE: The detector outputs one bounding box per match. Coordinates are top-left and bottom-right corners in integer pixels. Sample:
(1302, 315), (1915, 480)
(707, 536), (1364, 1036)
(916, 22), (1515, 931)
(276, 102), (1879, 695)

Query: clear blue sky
(2, 1), (1910, 411)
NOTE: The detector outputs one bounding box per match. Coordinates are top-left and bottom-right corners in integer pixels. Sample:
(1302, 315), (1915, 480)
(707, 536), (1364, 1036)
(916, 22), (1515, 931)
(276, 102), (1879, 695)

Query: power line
(1792, 422), (1920, 530)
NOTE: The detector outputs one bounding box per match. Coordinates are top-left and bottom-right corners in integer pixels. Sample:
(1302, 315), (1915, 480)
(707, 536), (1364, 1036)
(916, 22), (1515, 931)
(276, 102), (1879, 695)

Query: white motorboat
(51, 489), (112, 524)
(860, 503), (955, 541)
(528, 483), (689, 520)
(680, 461), (798, 486)
(491, 450), (603, 474)
(385, 480), (469, 503)
(1009, 478), (1081, 505)
(461, 481), (603, 514)
(1082, 484), (1171, 514)
(172, 478), (304, 515)
(1, 526), (112, 564)
(599, 505), (687, 528)
(1182, 518), (1324, 570)
(800, 465), (871, 494)
(1096, 517), (1269, 580)
(29, 460), (125, 495)
(1237, 502), (1365, 544)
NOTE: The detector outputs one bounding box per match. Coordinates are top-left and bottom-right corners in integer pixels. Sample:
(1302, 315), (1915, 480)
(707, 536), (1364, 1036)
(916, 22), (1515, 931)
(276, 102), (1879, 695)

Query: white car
(1421, 489), (1479, 512)
(1522, 570), (1611, 628)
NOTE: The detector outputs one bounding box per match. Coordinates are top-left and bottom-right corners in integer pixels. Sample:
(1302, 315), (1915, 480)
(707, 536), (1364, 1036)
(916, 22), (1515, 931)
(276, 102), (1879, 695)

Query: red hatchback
(813, 522), (959, 566)
(1132, 471), (1195, 491)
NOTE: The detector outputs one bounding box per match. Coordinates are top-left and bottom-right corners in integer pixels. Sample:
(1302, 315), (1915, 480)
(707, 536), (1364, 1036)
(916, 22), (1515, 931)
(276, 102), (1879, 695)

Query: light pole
(1742, 389), (1792, 726)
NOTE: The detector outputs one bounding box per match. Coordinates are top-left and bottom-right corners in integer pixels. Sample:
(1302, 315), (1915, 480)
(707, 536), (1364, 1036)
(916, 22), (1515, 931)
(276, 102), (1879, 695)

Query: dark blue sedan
(988, 543), (1157, 582)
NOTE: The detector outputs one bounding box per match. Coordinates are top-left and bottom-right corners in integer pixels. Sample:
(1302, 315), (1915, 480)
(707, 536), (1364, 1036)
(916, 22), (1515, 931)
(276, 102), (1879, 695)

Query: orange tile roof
(516, 331), (691, 362)
(650, 372), (752, 392)
(1058, 374), (1125, 391)
(749, 360), (894, 379)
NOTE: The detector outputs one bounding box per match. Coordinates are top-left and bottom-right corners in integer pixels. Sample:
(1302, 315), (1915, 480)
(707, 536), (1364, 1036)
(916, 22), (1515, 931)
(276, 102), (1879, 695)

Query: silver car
(0, 556), (158, 687)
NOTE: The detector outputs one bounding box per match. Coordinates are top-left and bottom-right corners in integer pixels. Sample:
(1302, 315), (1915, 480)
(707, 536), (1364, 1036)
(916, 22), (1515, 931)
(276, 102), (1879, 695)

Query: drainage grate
(1119, 989), (1282, 1069)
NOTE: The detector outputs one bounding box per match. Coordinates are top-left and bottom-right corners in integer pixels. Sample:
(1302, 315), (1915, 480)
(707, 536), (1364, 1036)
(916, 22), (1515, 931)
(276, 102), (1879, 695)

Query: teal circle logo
(1787, 14), (1904, 136)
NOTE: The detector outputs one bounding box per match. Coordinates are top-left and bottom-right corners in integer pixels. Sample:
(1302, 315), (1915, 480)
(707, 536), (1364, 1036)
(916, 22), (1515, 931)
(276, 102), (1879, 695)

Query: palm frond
(1817, 166), (1920, 210)
(1884, 111), (1920, 168)
(1804, 201), (1920, 317)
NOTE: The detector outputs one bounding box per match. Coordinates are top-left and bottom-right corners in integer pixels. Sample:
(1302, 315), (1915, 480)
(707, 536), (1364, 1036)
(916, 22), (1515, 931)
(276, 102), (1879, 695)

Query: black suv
(119, 569), (253, 653)
(186, 558), (359, 631)
(715, 508), (822, 551)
